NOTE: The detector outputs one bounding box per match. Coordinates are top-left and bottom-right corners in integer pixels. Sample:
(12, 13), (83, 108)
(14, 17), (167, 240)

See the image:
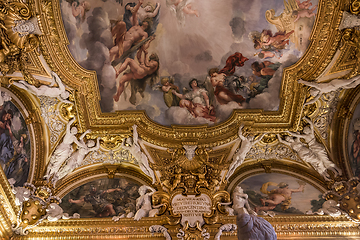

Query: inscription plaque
(172, 194), (212, 227)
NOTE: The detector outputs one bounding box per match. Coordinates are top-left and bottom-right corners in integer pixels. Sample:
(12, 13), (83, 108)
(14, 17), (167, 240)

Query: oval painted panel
(61, 0), (318, 125)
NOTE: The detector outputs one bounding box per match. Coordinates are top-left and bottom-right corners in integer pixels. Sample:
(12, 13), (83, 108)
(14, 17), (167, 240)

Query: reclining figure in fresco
(11, 71), (72, 104)
(298, 75), (360, 105)
(44, 118), (87, 181)
(121, 125), (156, 184)
(226, 124), (265, 180)
(255, 181), (305, 213)
(232, 186), (277, 240)
(171, 78), (216, 122)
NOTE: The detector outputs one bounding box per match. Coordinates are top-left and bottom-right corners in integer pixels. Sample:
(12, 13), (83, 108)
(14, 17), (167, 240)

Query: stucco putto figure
(121, 125), (156, 184)
(232, 186), (277, 240)
(226, 125), (265, 180)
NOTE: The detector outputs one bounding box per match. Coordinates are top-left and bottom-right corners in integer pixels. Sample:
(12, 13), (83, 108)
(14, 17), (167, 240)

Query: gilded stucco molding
(322, 178), (360, 222)
(0, 163), (19, 238)
(26, 216), (169, 236)
(217, 215), (360, 238)
(340, 29), (360, 79)
(79, 147), (136, 167)
(307, 90), (341, 142)
(0, 0), (351, 155)
(350, 0), (360, 15)
(328, 45), (358, 76)
(13, 215), (360, 239)
(38, 96), (65, 150)
(0, 162), (358, 239)
(0, 0), (44, 86)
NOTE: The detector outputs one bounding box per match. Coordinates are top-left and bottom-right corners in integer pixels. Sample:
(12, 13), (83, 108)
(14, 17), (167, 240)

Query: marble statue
(286, 117), (341, 178)
(44, 118), (86, 181)
(232, 186), (277, 240)
(226, 125), (265, 180)
(298, 75), (360, 106)
(121, 125), (156, 184)
(11, 71), (72, 104)
(134, 185), (158, 221)
(52, 134), (100, 185)
(232, 186), (257, 216)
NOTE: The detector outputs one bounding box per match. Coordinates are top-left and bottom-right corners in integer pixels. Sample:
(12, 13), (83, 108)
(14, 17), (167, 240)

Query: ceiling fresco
(61, 0), (318, 125)
(1, 0), (360, 239)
